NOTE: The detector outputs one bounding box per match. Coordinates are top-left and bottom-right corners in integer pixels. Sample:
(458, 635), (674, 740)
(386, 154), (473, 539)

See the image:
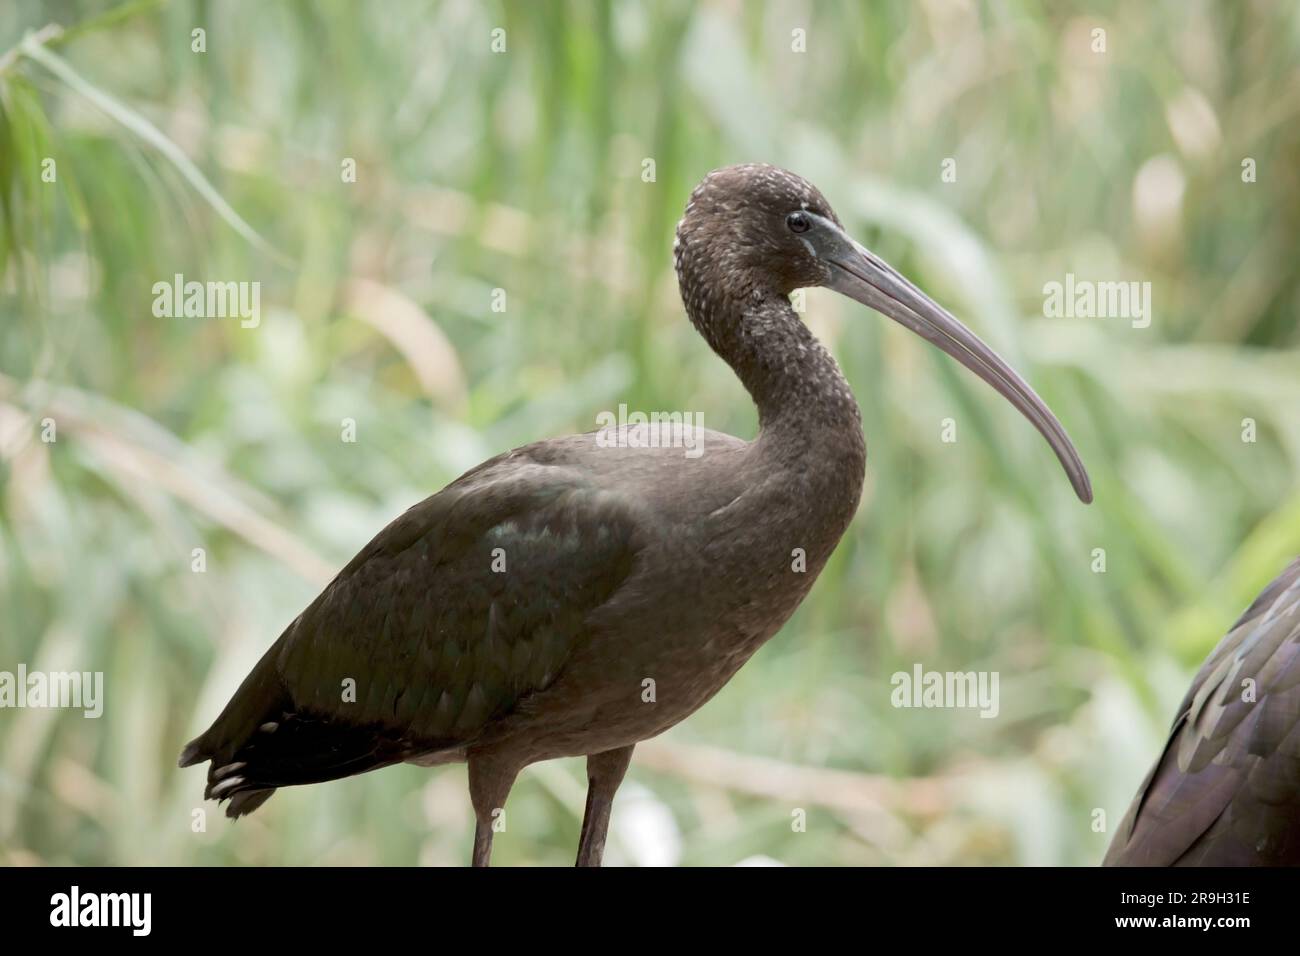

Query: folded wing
(179, 452), (646, 816)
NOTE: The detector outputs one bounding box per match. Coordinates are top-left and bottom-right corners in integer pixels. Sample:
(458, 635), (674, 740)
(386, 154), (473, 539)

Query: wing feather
(179, 452), (645, 815)
(1105, 558), (1300, 865)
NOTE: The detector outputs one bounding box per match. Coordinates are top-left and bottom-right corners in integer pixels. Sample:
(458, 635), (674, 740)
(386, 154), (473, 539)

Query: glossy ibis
(179, 164), (1092, 866)
(1104, 557), (1300, 866)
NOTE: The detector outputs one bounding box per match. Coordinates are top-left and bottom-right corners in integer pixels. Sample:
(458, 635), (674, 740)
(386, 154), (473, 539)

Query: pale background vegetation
(1, 0), (1298, 865)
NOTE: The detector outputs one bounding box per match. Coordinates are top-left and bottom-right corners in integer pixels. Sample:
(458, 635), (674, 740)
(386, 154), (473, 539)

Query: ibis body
(181, 164), (1091, 865)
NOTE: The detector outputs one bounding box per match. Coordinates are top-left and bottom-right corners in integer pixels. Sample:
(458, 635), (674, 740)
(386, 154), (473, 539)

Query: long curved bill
(817, 222), (1092, 504)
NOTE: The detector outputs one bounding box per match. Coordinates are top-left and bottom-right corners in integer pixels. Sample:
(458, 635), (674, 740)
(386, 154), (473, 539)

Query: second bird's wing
(1103, 558), (1300, 866)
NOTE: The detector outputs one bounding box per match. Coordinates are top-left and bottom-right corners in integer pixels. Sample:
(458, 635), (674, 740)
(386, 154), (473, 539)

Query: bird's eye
(786, 211), (811, 234)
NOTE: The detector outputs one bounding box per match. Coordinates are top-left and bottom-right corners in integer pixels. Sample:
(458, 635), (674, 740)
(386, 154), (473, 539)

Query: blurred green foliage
(1, 0), (1298, 866)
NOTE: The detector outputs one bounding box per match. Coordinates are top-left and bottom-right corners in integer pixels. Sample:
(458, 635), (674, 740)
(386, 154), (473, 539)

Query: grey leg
(468, 754), (519, 868)
(575, 745), (635, 867)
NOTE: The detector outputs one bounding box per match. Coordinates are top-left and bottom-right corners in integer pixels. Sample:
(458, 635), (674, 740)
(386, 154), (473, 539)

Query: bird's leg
(471, 821), (492, 868)
(575, 744), (635, 867)
(467, 754), (519, 868)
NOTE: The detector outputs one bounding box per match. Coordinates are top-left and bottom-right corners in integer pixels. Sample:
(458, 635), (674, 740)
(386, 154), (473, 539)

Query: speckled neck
(675, 239), (863, 435)
(675, 249), (867, 562)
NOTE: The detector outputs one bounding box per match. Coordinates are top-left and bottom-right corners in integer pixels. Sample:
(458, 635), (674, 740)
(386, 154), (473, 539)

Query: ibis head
(676, 163), (1092, 504)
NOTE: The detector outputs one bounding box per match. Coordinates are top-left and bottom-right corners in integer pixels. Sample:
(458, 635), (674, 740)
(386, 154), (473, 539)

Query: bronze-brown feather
(179, 450), (644, 817)
(1104, 557), (1300, 866)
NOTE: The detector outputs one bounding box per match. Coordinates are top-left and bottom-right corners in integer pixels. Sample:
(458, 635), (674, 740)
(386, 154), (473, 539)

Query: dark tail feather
(227, 788), (275, 818)
(177, 740), (205, 769)
(180, 641), (287, 763)
(179, 641), (293, 818)
(179, 643), (408, 818)
(201, 713), (404, 818)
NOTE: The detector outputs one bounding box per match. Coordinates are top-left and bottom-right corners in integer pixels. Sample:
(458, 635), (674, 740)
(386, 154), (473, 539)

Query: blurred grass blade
(19, 36), (288, 264)
(49, 0), (168, 50)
